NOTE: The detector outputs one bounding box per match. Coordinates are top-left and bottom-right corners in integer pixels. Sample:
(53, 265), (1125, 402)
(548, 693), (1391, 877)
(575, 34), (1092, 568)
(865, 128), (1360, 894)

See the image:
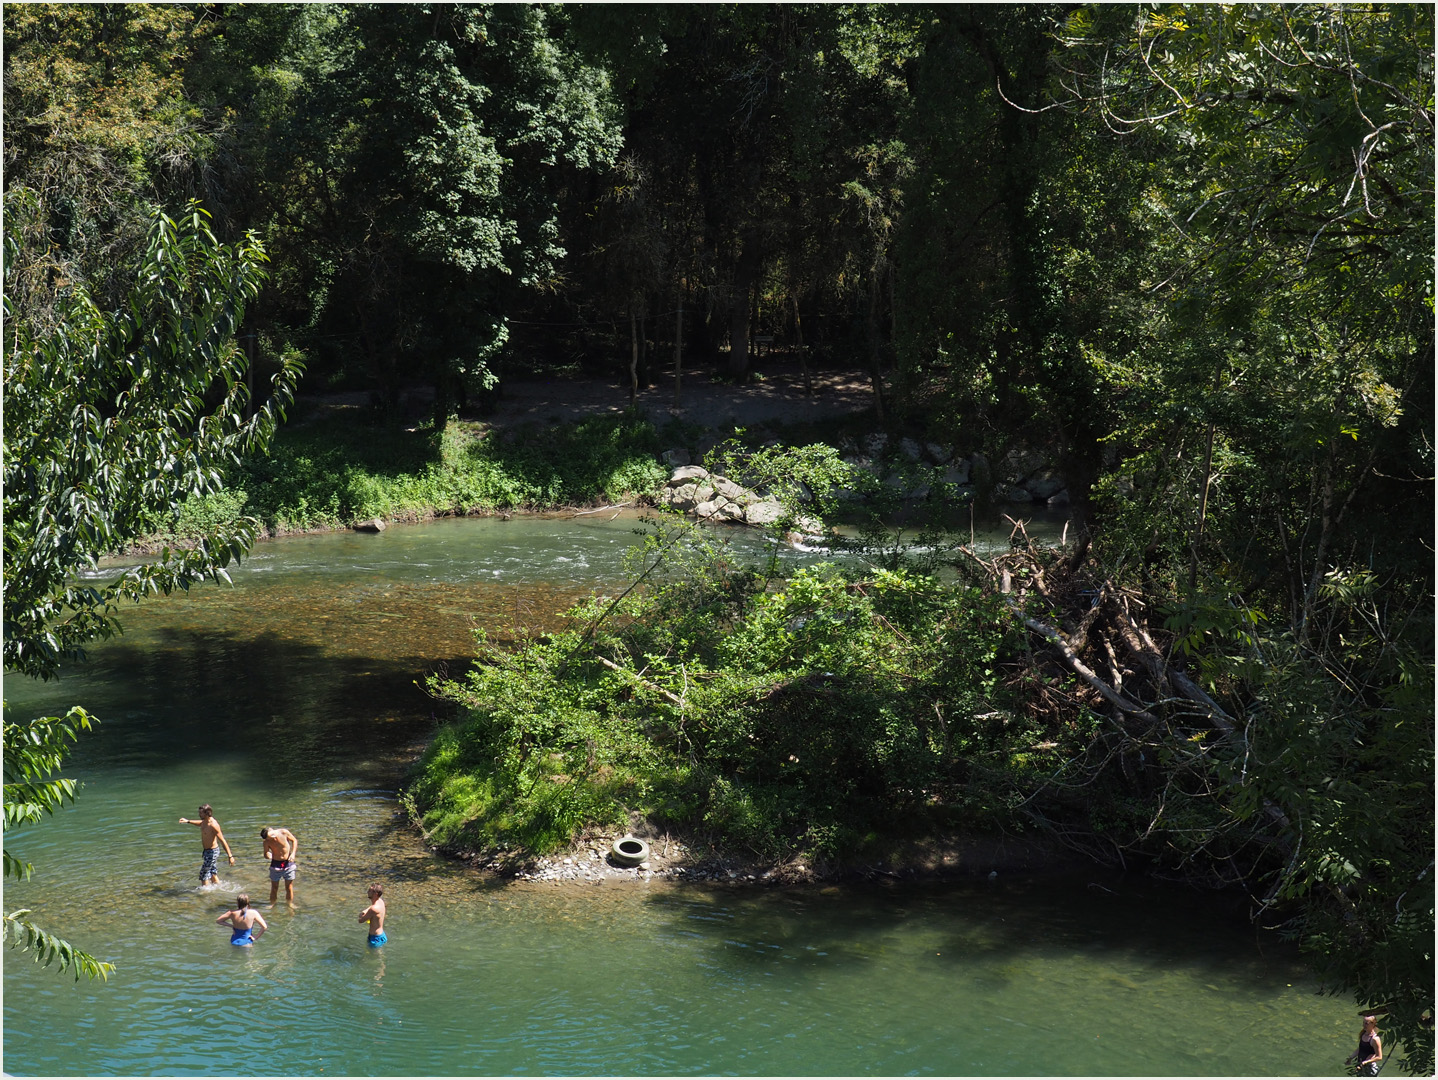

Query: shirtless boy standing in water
(217, 893), (268, 946)
(260, 826), (298, 905)
(179, 804), (234, 885)
(358, 883), (387, 947)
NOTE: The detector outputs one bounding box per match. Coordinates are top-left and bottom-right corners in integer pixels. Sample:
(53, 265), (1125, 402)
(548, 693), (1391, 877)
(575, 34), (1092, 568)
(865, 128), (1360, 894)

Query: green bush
(404, 512), (1046, 862)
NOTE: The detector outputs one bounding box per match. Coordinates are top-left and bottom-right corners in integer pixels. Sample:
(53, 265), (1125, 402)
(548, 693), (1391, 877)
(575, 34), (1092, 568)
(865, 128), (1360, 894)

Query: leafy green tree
(2, 4), (224, 312)
(2, 190), (300, 976)
(268, 3), (620, 422)
(1026, 6), (1435, 1067)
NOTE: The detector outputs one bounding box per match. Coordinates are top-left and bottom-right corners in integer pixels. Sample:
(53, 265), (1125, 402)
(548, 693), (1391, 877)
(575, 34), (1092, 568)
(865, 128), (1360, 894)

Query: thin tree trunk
(729, 237), (758, 380)
(866, 260), (886, 422)
(639, 307), (648, 388)
(629, 309), (639, 405)
(673, 293), (684, 409)
(1189, 419), (1217, 594)
(792, 294), (811, 397)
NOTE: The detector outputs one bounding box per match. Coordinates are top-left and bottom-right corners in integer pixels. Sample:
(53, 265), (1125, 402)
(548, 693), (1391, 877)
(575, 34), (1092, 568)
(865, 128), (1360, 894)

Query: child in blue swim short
(358, 883), (387, 946)
(218, 893), (268, 946)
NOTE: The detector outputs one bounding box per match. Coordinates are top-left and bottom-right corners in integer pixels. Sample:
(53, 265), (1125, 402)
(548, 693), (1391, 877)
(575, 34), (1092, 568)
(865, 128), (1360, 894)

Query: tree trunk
(628, 309), (639, 405)
(728, 237), (759, 380)
(673, 293), (684, 409)
(866, 260), (886, 422)
(791, 294), (811, 397)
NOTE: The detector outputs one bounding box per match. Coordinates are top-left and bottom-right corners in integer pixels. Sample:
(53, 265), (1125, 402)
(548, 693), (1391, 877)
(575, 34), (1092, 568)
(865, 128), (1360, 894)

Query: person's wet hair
(237, 893), (250, 909)
(199, 804), (212, 815)
(369, 883), (383, 897)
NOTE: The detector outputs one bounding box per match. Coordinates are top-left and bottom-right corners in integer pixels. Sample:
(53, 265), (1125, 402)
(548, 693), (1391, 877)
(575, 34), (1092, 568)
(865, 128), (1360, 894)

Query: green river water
(3, 514), (1359, 1076)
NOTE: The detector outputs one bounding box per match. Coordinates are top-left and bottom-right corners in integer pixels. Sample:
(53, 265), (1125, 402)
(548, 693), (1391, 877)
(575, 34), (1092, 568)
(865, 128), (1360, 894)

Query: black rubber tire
(610, 836), (651, 867)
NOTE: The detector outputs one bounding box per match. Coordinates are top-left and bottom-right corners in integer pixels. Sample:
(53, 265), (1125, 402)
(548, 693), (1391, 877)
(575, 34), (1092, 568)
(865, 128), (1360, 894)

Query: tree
(266, 3), (621, 423)
(2, 189), (301, 976)
(1002, 6), (1435, 1068)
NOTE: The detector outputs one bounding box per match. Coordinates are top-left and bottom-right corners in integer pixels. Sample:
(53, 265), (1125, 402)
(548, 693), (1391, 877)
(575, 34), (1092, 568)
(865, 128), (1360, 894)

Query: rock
(354, 517), (387, 533)
(1047, 490), (1071, 506)
(712, 476), (748, 502)
(943, 460), (971, 486)
(661, 449), (691, 468)
(970, 452), (992, 490)
(1025, 471), (1066, 500)
(662, 483), (699, 509)
(899, 437), (923, 461)
(694, 500), (721, 519)
(926, 442), (953, 464)
(793, 515), (825, 536)
(864, 433), (888, 457)
(692, 482), (716, 504)
(999, 448), (1048, 483)
(669, 465), (710, 484)
(744, 500), (787, 526)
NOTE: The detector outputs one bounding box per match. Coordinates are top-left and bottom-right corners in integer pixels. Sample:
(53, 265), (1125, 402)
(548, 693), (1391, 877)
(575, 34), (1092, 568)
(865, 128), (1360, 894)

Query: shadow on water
(635, 873), (1301, 987)
(9, 628), (467, 788)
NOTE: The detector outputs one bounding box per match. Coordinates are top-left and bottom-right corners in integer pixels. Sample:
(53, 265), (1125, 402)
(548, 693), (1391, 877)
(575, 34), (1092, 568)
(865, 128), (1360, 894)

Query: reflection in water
(3, 515), (1356, 1076)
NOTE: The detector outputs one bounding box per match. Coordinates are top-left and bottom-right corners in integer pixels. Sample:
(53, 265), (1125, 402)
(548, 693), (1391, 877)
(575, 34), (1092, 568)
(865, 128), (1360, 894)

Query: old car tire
(610, 836), (650, 867)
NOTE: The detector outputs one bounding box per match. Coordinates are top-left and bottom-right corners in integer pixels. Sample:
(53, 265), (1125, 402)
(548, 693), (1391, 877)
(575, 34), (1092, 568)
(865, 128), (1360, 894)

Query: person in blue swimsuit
(217, 893), (268, 947)
(358, 883), (387, 946)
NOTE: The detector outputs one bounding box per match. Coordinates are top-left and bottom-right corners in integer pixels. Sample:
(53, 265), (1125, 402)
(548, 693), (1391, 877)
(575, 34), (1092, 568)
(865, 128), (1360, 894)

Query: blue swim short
(231, 928), (254, 946)
(368, 932), (387, 947)
(200, 847), (219, 882)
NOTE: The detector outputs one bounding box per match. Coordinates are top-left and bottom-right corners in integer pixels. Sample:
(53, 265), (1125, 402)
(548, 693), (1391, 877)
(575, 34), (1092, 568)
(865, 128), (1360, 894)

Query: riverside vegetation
(4, 3), (1431, 1071)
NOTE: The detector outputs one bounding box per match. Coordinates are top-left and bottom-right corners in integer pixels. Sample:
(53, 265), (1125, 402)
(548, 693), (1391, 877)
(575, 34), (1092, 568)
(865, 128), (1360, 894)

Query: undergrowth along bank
(150, 410), (673, 542)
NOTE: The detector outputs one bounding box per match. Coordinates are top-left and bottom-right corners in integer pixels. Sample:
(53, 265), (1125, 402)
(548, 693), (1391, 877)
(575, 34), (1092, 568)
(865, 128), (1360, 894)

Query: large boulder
(712, 476), (748, 502)
(744, 500), (787, 526)
(1025, 471), (1066, 500)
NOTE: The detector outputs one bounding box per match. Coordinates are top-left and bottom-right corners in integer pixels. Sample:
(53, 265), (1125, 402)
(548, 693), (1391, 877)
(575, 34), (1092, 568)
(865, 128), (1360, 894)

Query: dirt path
(485, 359), (876, 430)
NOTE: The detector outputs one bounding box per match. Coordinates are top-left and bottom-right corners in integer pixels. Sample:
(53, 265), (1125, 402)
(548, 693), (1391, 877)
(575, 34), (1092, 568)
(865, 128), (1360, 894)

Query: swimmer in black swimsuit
(1346, 1014), (1383, 1076)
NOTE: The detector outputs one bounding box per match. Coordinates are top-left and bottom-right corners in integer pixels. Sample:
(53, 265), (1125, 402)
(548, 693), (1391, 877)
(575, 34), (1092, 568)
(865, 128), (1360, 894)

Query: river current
(3, 513), (1357, 1076)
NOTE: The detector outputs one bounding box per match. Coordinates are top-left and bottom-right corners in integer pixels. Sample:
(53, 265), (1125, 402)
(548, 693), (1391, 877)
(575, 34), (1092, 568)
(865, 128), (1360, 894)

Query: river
(3, 513), (1357, 1076)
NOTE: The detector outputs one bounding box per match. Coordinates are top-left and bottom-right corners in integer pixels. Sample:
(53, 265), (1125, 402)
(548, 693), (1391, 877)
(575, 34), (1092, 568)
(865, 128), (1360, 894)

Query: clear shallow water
(4, 514), (1356, 1076)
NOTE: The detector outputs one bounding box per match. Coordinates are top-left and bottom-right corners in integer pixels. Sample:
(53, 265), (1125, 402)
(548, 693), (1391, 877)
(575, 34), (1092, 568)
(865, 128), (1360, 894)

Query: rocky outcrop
(656, 440), (1074, 512)
(354, 517), (387, 532)
(657, 466), (821, 533)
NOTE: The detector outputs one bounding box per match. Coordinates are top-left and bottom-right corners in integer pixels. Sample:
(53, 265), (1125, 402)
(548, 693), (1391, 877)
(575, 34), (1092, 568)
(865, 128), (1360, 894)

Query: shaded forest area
(4, 4), (1432, 1067)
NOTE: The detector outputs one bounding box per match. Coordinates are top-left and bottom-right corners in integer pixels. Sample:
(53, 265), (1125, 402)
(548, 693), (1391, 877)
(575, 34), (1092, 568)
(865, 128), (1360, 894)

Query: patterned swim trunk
(368, 932), (387, 947)
(269, 859), (296, 882)
(200, 847), (220, 882)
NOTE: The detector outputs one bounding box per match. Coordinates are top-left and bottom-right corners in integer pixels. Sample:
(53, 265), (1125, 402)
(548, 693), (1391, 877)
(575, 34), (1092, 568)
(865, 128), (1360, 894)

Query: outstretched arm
(180, 817), (201, 827)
